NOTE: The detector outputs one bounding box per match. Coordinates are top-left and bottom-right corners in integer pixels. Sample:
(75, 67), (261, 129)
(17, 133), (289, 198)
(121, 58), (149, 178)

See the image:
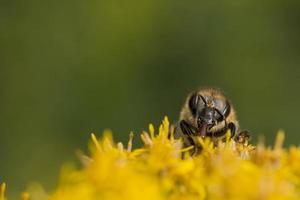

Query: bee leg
(228, 122), (236, 138)
(235, 131), (251, 145)
(180, 120), (196, 136)
(179, 120), (197, 153)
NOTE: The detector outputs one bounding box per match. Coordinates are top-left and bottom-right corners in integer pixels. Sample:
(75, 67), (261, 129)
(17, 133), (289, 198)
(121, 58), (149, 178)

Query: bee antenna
(215, 108), (225, 121)
(199, 95), (207, 106)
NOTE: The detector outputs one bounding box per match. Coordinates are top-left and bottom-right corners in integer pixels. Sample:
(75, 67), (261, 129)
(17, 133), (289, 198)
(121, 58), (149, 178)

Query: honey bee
(174, 87), (249, 148)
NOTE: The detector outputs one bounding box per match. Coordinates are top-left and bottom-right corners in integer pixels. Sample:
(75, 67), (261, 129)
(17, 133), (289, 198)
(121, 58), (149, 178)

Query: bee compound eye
(188, 93), (200, 116)
(223, 101), (231, 117)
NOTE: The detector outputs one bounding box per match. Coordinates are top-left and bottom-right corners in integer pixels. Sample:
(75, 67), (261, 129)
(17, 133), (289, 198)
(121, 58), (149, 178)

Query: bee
(174, 87), (249, 148)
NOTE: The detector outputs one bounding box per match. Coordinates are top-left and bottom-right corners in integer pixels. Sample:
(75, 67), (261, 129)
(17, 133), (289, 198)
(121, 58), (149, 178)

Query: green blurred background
(1, 0), (300, 198)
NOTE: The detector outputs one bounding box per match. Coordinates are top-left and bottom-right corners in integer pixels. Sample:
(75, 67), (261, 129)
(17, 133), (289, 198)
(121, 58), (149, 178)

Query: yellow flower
(3, 116), (300, 199)
(40, 117), (300, 199)
(46, 117), (300, 199)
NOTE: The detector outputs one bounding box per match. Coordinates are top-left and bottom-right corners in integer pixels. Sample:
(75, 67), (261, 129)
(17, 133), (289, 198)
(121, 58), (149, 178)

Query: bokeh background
(1, 0), (300, 198)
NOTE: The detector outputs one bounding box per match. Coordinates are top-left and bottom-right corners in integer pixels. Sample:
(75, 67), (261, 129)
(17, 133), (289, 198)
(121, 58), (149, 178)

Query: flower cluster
(48, 117), (300, 200)
(2, 117), (300, 199)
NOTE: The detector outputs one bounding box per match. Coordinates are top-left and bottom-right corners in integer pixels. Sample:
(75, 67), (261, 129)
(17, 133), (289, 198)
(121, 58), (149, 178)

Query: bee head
(188, 88), (231, 136)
